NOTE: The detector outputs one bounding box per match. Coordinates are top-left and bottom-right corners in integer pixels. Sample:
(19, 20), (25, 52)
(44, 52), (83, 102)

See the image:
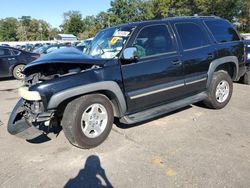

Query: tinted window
(0, 48), (11, 56)
(205, 20), (240, 43)
(12, 50), (21, 55)
(133, 25), (175, 57)
(175, 23), (209, 50)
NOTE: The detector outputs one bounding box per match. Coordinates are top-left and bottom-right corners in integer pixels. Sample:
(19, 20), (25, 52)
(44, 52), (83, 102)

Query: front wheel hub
(215, 80), (230, 103)
(80, 103), (108, 138)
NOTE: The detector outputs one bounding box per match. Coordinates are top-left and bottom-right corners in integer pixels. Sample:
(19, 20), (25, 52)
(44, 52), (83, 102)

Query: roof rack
(160, 15), (221, 21)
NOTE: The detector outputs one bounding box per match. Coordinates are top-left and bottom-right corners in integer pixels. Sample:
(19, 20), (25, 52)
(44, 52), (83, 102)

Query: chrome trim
(186, 77), (207, 85)
(130, 83), (184, 99)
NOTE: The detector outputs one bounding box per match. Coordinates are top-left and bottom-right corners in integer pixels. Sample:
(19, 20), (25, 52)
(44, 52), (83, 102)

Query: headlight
(18, 87), (41, 101)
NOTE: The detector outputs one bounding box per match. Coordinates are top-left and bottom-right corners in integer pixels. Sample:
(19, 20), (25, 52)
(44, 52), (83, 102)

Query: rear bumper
(7, 99), (44, 140)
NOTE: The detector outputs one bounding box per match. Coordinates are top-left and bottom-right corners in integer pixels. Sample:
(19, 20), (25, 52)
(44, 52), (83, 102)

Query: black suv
(8, 16), (246, 148)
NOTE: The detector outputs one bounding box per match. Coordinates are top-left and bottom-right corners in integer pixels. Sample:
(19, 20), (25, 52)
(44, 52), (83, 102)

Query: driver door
(121, 24), (185, 113)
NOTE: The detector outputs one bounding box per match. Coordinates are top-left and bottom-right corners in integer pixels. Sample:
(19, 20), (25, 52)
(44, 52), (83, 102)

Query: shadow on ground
(115, 105), (192, 129)
(64, 155), (113, 188)
(26, 125), (62, 144)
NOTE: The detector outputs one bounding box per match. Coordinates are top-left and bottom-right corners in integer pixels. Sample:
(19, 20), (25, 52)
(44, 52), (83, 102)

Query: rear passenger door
(121, 23), (185, 113)
(172, 21), (217, 95)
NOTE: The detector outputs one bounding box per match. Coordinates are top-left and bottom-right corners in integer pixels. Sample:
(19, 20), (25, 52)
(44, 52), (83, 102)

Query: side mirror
(123, 47), (138, 60)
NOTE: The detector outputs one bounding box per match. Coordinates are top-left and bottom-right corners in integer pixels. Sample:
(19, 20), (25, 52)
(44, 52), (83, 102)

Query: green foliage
(108, 0), (154, 24)
(238, 1), (250, 32)
(0, 17), (18, 41)
(0, 0), (249, 42)
(61, 11), (85, 36)
(194, 0), (245, 21)
(0, 16), (58, 41)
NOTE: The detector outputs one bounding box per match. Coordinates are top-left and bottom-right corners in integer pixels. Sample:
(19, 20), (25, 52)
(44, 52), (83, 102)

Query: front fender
(47, 81), (127, 116)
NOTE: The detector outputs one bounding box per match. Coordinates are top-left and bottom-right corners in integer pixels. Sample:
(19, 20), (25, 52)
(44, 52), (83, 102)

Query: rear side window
(12, 50), (21, 55)
(0, 48), (11, 56)
(175, 22), (209, 50)
(204, 20), (240, 43)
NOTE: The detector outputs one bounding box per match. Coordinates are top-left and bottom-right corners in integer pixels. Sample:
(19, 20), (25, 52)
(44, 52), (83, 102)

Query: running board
(120, 92), (208, 124)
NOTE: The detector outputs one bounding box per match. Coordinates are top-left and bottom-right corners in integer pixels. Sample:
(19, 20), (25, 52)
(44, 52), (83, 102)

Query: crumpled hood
(23, 47), (107, 74)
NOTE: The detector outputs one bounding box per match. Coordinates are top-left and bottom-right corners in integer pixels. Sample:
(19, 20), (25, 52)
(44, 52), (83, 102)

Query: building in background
(55, 34), (77, 42)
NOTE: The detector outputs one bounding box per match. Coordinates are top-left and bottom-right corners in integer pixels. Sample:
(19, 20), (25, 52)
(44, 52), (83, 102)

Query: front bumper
(7, 99), (44, 140)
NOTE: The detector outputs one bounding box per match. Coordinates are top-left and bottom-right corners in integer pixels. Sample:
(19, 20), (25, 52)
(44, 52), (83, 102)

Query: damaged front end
(7, 47), (107, 140)
(7, 99), (48, 139)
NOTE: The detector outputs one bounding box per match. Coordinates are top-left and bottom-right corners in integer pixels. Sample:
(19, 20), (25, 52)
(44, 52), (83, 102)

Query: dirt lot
(0, 78), (249, 188)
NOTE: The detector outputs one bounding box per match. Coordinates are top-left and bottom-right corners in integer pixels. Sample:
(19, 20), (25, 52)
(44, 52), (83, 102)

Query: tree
(108, 0), (154, 24)
(239, 1), (250, 32)
(61, 11), (84, 36)
(194, 0), (245, 22)
(81, 15), (99, 38)
(0, 17), (18, 41)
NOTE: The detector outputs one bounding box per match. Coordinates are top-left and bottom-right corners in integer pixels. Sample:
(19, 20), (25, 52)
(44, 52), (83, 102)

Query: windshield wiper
(96, 43), (105, 55)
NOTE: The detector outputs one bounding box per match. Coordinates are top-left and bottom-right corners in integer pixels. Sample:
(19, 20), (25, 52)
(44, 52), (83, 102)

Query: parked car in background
(33, 44), (68, 55)
(76, 38), (93, 53)
(241, 40), (250, 84)
(0, 46), (39, 79)
(21, 44), (34, 52)
(1, 44), (10, 47)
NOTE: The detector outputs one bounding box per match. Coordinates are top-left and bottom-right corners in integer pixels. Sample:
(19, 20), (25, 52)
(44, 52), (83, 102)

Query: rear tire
(61, 94), (114, 149)
(13, 64), (25, 80)
(203, 71), (233, 109)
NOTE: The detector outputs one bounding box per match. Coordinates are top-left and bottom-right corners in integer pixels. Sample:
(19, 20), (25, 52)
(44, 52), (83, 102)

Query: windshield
(85, 26), (135, 59)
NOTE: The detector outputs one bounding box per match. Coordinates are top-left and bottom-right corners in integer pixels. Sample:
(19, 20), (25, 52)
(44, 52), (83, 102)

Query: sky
(0, 0), (111, 28)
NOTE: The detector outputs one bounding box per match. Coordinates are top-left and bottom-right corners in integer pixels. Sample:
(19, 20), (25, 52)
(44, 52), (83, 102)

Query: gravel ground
(0, 78), (249, 188)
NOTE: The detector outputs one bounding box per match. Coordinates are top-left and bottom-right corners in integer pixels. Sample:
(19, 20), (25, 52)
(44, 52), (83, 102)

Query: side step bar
(120, 92), (208, 124)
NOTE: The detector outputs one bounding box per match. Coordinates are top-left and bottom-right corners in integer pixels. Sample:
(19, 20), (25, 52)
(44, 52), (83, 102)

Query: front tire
(203, 71), (233, 109)
(61, 94), (114, 149)
(13, 64), (25, 80)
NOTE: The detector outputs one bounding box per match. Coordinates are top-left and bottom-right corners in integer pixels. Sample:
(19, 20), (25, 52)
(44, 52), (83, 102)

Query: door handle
(207, 53), (214, 60)
(8, 58), (15, 61)
(172, 60), (182, 66)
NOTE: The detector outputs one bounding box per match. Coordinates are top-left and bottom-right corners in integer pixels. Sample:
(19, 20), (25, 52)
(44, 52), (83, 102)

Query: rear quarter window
(204, 20), (240, 43)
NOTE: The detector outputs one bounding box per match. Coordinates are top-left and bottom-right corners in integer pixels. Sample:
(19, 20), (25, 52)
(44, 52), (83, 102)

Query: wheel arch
(47, 81), (127, 118)
(207, 56), (238, 88)
(9, 63), (26, 76)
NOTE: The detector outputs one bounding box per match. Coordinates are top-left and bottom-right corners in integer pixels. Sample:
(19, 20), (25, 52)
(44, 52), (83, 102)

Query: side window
(0, 49), (11, 56)
(133, 25), (175, 57)
(12, 50), (21, 56)
(205, 20), (240, 43)
(175, 22), (209, 50)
